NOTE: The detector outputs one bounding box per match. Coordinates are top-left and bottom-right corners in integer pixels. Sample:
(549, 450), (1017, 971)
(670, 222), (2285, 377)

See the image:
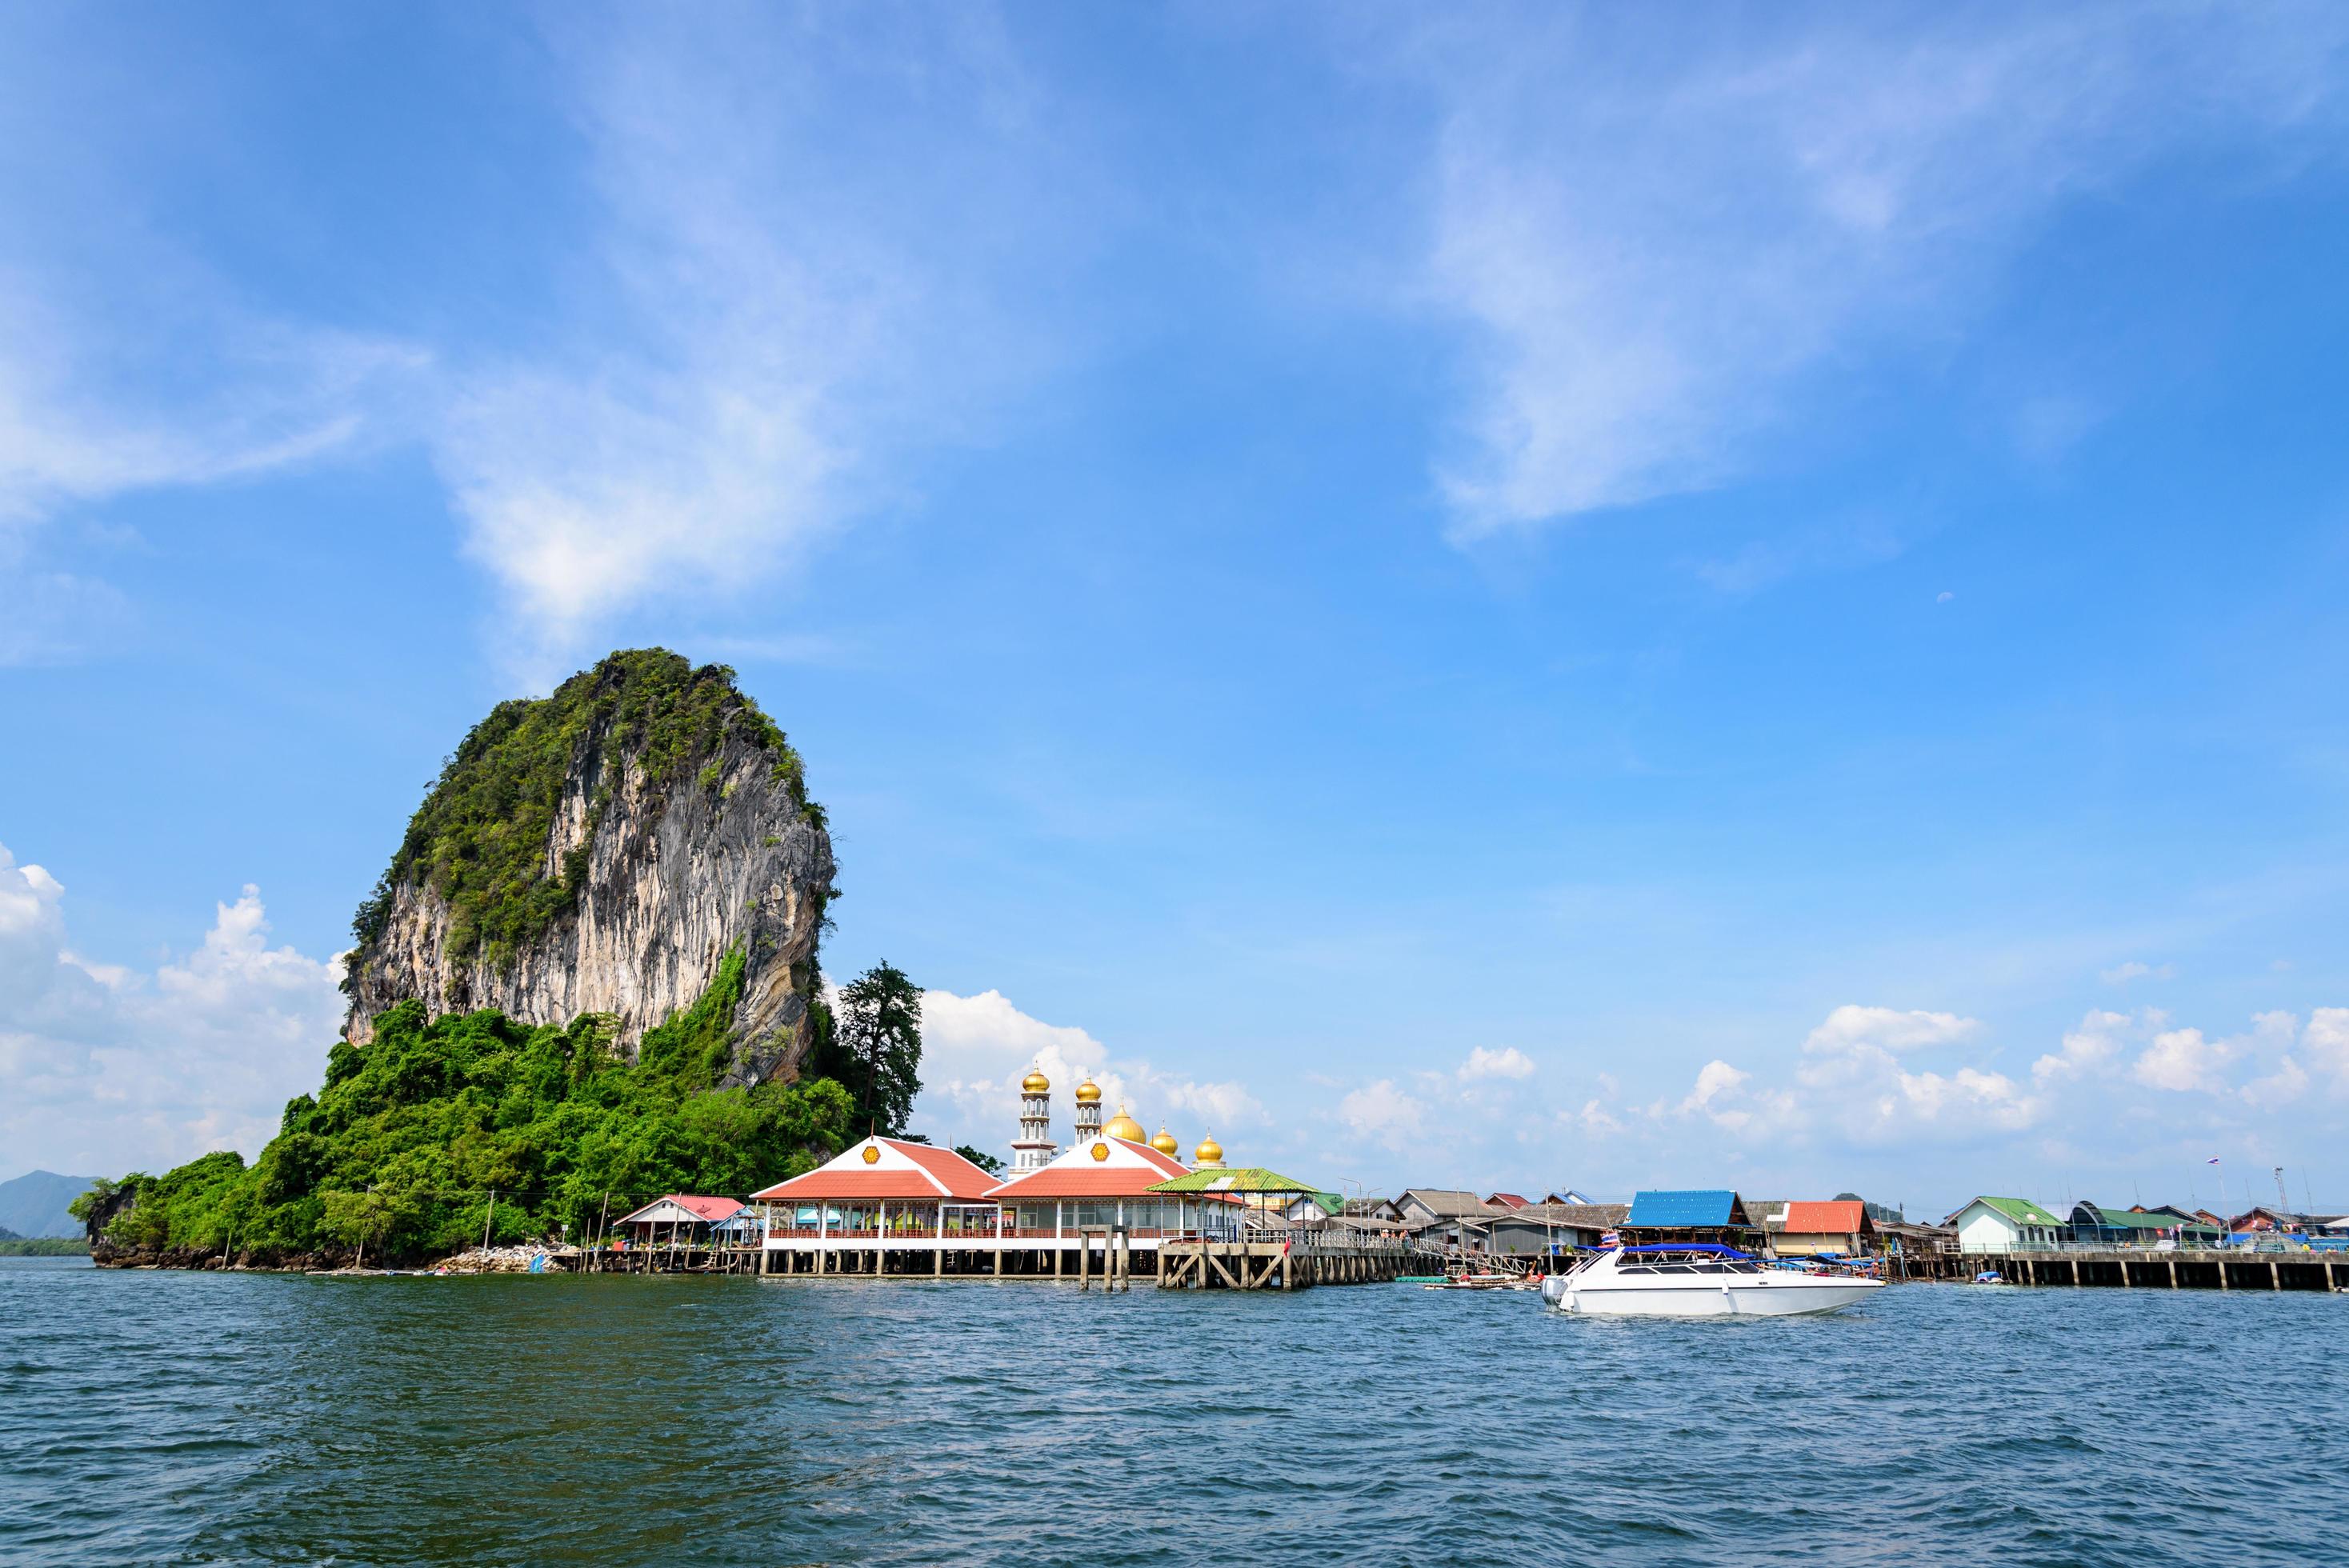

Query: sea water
(2, 1256), (2343, 1566)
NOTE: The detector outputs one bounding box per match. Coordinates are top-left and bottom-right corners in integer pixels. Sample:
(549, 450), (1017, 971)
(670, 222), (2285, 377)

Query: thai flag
(2208, 1157), (2220, 1165)
(1600, 1229), (1622, 1248)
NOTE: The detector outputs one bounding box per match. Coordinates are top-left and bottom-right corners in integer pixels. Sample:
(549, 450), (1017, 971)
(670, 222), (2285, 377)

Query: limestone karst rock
(341, 650), (834, 1088)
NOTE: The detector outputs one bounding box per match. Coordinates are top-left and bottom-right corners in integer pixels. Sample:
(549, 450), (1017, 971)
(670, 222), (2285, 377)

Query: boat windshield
(1581, 1247), (1763, 1276)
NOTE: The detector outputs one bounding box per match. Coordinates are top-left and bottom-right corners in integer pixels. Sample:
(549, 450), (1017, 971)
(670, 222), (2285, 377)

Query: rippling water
(3, 1256), (2343, 1565)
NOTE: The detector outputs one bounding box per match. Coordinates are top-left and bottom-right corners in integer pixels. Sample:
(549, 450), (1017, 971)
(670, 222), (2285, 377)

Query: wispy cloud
(1412, 6), (2349, 538)
(434, 6), (1098, 678)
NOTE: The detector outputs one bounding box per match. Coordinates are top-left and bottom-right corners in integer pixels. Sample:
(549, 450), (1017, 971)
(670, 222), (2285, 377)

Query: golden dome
(1193, 1134), (1224, 1167)
(1074, 1078), (1102, 1105)
(1150, 1126), (1179, 1156)
(1103, 1107), (1146, 1143)
(1021, 1067), (1050, 1094)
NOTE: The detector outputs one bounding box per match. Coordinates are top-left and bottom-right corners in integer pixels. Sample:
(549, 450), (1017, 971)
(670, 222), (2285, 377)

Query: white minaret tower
(1011, 1066), (1058, 1172)
(1074, 1077), (1104, 1142)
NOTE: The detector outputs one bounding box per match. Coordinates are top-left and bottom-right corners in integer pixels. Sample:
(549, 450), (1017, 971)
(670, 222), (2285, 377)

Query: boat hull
(1543, 1275), (1882, 1318)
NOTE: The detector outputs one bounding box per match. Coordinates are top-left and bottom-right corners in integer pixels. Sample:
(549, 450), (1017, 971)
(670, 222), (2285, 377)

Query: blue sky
(5, 3), (2349, 1219)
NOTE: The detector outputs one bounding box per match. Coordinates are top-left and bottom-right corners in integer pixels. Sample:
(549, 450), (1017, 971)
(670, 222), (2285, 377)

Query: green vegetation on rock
(83, 948), (877, 1267)
(350, 649), (821, 971)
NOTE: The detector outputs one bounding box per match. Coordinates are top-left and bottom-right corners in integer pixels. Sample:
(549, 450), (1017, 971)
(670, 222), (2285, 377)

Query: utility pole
(484, 1187), (496, 1253)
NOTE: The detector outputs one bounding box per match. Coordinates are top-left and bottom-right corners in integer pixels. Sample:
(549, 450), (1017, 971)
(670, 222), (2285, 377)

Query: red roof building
(1486, 1192), (1531, 1211)
(1771, 1200), (1875, 1256)
(984, 1134), (1190, 1202)
(752, 1136), (1000, 1204)
(982, 1134), (1213, 1239)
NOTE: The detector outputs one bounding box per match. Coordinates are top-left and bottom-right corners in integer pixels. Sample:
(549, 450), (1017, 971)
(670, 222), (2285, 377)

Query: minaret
(1011, 1066), (1057, 1172)
(1074, 1077), (1104, 1142)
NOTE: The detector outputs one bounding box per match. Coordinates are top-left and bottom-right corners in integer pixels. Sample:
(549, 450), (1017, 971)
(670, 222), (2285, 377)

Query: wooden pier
(1905, 1248), (2347, 1291)
(750, 1225), (1444, 1289)
(1156, 1232), (1442, 1290)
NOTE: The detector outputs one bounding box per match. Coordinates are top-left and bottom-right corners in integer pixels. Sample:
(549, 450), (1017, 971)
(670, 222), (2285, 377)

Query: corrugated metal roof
(616, 1194), (746, 1226)
(1627, 1190), (1743, 1227)
(1970, 1195), (2066, 1229)
(1396, 1189), (1494, 1218)
(1151, 1166), (1324, 1194)
(1780, 1200), (1868, 1235)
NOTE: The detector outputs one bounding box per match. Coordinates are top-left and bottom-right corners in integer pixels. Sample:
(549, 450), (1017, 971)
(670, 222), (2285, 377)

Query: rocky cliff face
(342, 651), (834, 1088)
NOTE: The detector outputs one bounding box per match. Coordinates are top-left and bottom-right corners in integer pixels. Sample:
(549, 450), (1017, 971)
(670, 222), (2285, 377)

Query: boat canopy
(1613, 1242), (1754, 1258)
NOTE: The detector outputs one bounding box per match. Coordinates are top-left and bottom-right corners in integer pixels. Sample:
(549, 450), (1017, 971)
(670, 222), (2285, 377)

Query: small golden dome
(1021, 1067), (1050, 1094)
(1193, 1134), (1224, 1167)
(1150, 1126), (1179, 1156)
(1074, 1078), (1102, 1105)
(1103, 1107), (1146, 1143)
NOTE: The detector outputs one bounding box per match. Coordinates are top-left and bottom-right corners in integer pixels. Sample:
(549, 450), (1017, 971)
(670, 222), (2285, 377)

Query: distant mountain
(0, 1171), (97, 1239)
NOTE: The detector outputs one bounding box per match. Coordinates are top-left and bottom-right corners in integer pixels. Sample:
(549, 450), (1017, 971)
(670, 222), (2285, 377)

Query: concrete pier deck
(1909, 1249), (2347, 1290)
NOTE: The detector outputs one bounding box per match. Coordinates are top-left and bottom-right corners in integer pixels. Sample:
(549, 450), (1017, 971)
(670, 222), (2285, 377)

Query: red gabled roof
(984, 1138), (1191, 1201)
(983, 1165), (1177, 1199)
(1780, 1200), (1869, 1235)
(895, 1140), (1002, 1200)
(751, 1138), (1000, 1202)
(1487, 1192), (1531, 1210)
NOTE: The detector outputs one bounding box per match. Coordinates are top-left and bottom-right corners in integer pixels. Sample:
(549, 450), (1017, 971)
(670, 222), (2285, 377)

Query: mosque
(750, 1064), (1235, 1277)
(1006, 1066), (1223, 1175)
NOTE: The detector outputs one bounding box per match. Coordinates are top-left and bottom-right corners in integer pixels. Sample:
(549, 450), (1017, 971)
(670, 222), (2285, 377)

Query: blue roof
(1627, 1190), (1743, 1227)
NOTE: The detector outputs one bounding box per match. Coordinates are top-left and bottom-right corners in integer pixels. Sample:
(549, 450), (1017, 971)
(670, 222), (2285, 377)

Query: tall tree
(826, 962), (924, 1137)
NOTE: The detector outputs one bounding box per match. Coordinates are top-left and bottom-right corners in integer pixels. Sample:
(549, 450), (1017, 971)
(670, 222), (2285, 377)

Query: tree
(954, 1144), (1005, 1177)
(823, 961), (924, 1137)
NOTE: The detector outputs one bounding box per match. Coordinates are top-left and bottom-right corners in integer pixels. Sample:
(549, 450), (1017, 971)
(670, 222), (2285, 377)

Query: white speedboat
(1540, 1244), (1883, 1318)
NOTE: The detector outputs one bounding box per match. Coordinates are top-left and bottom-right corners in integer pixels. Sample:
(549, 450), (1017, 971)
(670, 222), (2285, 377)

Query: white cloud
(1415, 8), (2347, 537)
(1680, 1058), (1749, 1116)
(1459, 1045), (1535, 1082)
(2100, 960), (2174, 985)
(907, 986), (1261, 1163)
(2131, 1026), (2236, 1093)
(2032, 1008), (2134, 1085)
(1339, 1078), (1427, 1148)
(1803, 1005), (1979, 1058)
(2304, 1008), (2349, 1090)
(1573, 1098), (1624, 1138)
(0, 844), (346, 1181)
(1661, 1003), (2029, 1149)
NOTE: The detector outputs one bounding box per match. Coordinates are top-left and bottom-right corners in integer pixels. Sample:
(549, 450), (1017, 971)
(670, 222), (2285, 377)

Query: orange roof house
(1771, 1200), (1876, 1255)
(752, 1136), (1002, 1204)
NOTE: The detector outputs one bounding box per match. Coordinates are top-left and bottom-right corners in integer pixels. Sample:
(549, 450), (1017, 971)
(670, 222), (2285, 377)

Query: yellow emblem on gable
(1090, 1141), (1110, 1162)
(862, 1145), (881, 1164)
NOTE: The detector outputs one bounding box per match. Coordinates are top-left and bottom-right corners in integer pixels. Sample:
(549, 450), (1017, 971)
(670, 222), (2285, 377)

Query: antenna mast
(2275, 1166), (2292, 1218)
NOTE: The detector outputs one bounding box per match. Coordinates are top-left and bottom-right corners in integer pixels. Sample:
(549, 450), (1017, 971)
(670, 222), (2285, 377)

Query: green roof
(1149, 1166), (1327, 1195)
(1970, 1196), (2065, 1229)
